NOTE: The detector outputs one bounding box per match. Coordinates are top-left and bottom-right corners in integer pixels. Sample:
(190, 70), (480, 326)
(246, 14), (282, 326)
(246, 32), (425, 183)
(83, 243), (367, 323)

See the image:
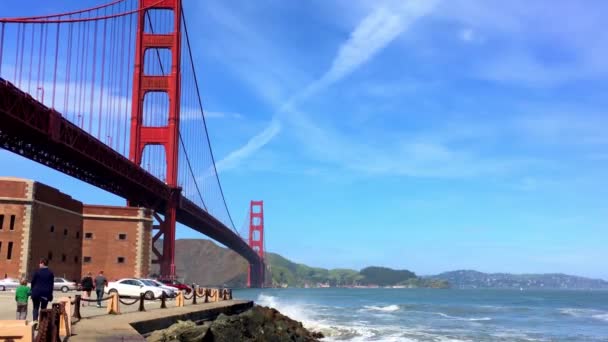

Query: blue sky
(1, 0), (607, 279)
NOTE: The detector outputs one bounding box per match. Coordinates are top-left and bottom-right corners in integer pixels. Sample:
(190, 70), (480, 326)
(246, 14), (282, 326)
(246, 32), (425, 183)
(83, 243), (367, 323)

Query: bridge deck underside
(0, 79), (261, 272)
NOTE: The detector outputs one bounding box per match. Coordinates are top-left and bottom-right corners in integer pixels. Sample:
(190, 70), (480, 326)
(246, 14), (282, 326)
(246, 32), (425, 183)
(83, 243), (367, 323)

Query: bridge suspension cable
(180, 8), (238, 233)
(0, 0), (239, 236)
(0, 1), (165, 24)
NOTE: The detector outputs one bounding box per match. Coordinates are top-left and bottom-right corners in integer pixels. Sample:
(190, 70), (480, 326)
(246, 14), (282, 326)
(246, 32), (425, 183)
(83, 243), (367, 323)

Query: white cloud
(433, 0), (608, 87)
(217, 0), (438, 172)
(459, 28), (474, 42)
(287, 0), (438, 108)
(204, 111), (243, 119)
(215, 119), (281, 173)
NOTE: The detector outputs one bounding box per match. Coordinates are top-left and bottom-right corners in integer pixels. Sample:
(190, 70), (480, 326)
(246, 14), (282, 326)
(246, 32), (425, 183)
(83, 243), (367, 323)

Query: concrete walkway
(70, 300), (252, 341)
(0, 290), (174, 320)
(0, 290), (253, 341)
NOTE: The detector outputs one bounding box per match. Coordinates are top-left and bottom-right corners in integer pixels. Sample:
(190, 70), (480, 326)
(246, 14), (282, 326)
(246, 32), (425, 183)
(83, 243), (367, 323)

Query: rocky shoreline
(147, 305), (324, 342)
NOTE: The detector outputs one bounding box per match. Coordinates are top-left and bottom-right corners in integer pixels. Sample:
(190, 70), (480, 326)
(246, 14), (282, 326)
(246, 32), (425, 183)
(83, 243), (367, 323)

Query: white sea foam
(436, 312), (492, 321)
(559, 308), (608, 323)
(362, 304), (400, 312)
(592, 313), (608, 322)
(255, 294), (476, 341)
(490, 331), (548, 341)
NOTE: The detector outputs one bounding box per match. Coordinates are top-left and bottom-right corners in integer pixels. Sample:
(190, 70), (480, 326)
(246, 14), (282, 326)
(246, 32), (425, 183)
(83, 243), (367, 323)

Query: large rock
(147, 306), (323, 342)
(147, 320), (210, 342)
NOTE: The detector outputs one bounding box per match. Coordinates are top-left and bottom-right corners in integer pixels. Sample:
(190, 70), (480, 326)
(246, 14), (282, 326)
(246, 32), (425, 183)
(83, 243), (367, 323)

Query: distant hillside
(267, 253), (447, 288)
(154, 239), (447, 288)
(152, 239), (248, 287)
(431, 270), (608, 290)
(155, 240), (607, 290)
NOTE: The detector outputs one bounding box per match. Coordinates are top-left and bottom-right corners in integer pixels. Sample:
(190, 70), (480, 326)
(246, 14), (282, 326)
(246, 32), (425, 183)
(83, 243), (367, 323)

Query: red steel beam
(0, 78), (262, 270)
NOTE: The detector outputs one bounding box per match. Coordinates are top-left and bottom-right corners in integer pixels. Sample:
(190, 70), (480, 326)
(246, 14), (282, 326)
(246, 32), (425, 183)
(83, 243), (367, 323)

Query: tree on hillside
(360, 266), (416, 286)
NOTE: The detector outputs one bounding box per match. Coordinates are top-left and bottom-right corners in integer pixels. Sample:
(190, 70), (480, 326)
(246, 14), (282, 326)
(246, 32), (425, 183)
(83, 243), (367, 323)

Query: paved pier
(0, 290), (253, 341)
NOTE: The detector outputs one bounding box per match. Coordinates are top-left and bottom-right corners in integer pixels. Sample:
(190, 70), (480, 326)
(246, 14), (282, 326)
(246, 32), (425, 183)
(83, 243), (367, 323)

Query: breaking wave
(362, 304), (400, 312)
(560, 308), (608, 323)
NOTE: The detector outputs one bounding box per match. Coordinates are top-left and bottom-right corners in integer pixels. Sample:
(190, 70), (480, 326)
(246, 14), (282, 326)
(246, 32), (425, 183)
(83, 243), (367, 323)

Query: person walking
(94, 271), (107, 308)
(15, 279), (30, 320)
(31, 258), (54, 322)
(80, 272), (94, 307)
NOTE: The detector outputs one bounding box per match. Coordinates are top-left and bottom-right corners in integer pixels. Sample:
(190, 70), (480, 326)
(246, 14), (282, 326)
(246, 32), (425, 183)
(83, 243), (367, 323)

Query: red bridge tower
(248, 200), (265, 287)
(130, 0), (182, 279)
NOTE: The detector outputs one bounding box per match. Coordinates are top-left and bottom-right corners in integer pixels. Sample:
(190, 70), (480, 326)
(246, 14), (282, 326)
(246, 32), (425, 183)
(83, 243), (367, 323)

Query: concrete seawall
(71, 300), (253, 341)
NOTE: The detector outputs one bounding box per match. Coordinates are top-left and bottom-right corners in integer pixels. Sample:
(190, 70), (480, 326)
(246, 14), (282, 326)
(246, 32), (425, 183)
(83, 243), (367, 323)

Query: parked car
(105, 278), (164, 300)
(0, 277), (20, 291)
(141, 279), (177, 298)
(54, 277), (78, 293)
(160, 279), (192, 294)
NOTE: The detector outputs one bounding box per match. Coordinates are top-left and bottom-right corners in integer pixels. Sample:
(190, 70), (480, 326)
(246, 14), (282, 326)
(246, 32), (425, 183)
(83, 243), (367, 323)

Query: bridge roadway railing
(0, 78), (262, 269)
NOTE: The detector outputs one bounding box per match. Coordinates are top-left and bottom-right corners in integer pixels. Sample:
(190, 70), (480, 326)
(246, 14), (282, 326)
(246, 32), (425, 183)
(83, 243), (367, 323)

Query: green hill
(152, 239), (448, 288)
(155, 239), (606, 290)
(266, 252), (363, 287)
(154, 239), (449, 288)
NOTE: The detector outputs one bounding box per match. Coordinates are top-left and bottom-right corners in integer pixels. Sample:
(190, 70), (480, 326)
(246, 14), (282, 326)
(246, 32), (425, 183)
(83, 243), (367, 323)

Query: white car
(105, 278), (164, 300)
(0, 278), (19, 291)
(141, 279), (177, 298)
(54, 277), (78, 293)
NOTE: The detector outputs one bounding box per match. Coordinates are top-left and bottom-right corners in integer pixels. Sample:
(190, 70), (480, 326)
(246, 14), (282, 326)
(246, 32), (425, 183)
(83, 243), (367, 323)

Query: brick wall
(0, 178), (153, 282)
(0, 178), (31, 279)
(0, 203), (26, 278)
(139, 208), (153, 278)
(0, 178), (28, 199)
(29, 182), (83, 281)
(82, 205), (153, 281)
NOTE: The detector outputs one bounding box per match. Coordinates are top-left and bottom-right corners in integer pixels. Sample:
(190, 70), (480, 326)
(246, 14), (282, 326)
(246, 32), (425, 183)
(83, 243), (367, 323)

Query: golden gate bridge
(0, 0), (267, 287)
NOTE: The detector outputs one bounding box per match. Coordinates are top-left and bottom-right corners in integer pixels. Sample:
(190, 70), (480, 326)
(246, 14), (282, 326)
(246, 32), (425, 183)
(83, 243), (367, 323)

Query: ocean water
(233, 288), (608, 341)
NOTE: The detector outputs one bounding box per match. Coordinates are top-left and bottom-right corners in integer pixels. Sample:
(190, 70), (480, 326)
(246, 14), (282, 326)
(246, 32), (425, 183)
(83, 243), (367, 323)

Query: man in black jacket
(80, 272), (94, 307)
(31, 258), (54, 322)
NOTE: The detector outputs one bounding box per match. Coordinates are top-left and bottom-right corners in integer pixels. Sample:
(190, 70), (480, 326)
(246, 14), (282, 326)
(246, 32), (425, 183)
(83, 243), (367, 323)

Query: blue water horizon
(234, 288), (608, 341)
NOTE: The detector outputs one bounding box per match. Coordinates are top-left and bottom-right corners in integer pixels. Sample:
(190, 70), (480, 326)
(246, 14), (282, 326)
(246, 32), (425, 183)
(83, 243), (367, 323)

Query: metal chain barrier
(207, 288), (218, 302)
(119, 297), (141, 306)
(81, 295), (112, 302)
(57, 286), (235, 326)
(183, 290), (194, 300)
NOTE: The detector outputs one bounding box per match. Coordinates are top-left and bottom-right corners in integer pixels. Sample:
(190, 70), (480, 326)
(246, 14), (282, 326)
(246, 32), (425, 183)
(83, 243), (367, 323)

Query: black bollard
(73, 295), (82, 320)
(160, 291), (167, 309)
(192, 284), (197, 305)
(138, 293), (146, 312)
(228, 289), (233, 300)
(204, 289), (209, 303)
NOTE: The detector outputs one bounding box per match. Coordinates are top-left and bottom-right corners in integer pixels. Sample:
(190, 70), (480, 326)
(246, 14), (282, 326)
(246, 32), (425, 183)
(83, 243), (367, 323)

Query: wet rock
(147, 320), (210, 342)
(147, 306), (322, 342)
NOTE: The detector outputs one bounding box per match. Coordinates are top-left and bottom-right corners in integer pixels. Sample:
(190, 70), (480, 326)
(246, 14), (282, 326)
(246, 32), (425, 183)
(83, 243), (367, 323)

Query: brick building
(0, 177), (152, 282)
(82, 205), (152, 280)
